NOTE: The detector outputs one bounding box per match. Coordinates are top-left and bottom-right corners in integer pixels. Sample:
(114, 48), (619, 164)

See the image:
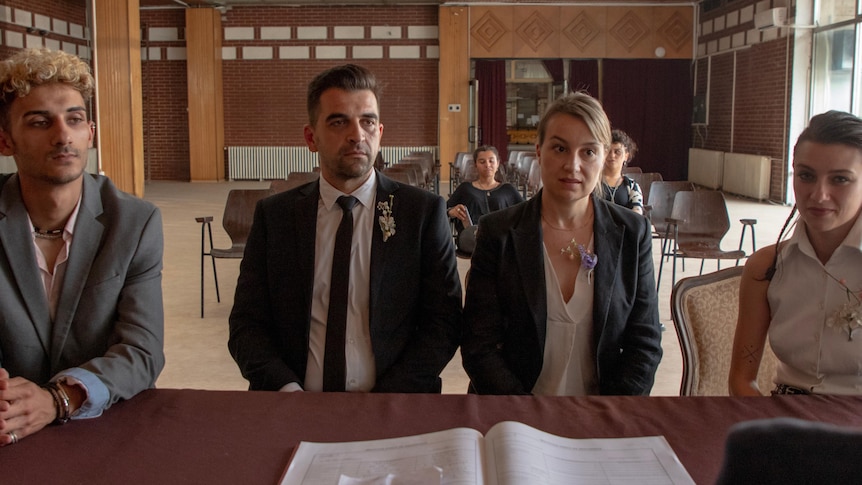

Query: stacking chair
(659, 190), (754, 291)
(449, 152), (471, 192)
(627, 172), (663, 214)
(385, 164), (421, 186)
(383, 170), (412, 186)
(648, 181), (694, 240)
(671, 267), (778, 396)
(395, 160), (429, 188)
(196, 188), (272, 318)
(270, 171), (318, 193)
(526, 158), (542, 198)
(454, 225), (477, 259)
(506, 151), (529, 185)
(405, 151), (438, 193)
(517, 155), (537, 197)
(621, 166), (642, 174)
(648, 181), (695, 292)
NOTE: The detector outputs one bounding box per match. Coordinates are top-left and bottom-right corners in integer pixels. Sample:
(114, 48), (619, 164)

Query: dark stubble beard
(42, 146), (86, 185)
(330, 147), (376, 181)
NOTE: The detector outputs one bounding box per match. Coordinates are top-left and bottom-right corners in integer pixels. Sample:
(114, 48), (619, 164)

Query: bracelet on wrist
(41, 382), (71, 424)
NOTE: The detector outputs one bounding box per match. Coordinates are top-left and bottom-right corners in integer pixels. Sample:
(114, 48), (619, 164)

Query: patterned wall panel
(654, 7), (693, 59)
(470, 6), (513, 58)
(559, 7), (607, 58)
(512, 7), (560, 58)
(470, 5), (692, 60)
(606, 8), (655, 58)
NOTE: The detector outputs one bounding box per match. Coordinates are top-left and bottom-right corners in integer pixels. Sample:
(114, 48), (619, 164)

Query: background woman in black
(447, 145), (523, 234)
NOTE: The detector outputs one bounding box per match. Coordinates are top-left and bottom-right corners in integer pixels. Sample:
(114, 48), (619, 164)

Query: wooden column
(186, 9), (225, 182)
(438, 6), (471, 181)
(91, 0), (144, 197)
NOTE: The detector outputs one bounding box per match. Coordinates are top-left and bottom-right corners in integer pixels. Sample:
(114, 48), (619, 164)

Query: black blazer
(228, 171), (462, 393)
(461, 192), (662, 395)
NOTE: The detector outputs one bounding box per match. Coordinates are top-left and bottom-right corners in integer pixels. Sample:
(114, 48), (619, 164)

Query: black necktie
(323, 195), (358, 392)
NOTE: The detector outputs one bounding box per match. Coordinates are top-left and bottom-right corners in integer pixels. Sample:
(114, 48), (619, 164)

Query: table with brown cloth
(3, 389), (862, 484)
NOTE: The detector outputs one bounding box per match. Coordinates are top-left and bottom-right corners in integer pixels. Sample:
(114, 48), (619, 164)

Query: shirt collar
(26, 194), (83, 238)
(786, 212), (862, 258)
(319, 169), (377, 211)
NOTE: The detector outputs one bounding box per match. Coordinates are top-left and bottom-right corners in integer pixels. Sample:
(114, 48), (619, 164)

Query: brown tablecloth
(3, 390), (862, 484)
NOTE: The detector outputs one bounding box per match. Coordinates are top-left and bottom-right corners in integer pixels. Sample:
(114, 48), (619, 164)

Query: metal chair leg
(196, 217), (219, 318)
(736, 219), (758, 266)
(207, 222), (220, 303)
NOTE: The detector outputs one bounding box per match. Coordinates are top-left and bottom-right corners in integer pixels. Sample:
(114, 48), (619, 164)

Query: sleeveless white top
(768, 215), (862, 394)
(532, 241), (598, 396)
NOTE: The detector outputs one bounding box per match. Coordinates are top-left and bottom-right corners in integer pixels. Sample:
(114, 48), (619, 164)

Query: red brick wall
(142, 5), (439, 180)
(223, 59), (439, 147)
(3, 0), (86, 23)
(692, 0), (792, 201)
(141, 9), (189, 181)
(735, 39), (791, 200)
(692, 39), (791, 201)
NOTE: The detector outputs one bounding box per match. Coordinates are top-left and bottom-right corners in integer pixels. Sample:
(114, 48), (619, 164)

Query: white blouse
(768, 215), (862, 394)
(532, 242), (598, 396)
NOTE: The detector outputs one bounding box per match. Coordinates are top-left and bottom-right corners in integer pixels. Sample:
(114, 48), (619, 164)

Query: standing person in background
(447, 145), (523, 237)
(601, 129), (644, 215)
(730, 111), (862, 396)
(0, 48), (165, 446)
(229, 64), (462, 394)
(460, 93), (662, 396)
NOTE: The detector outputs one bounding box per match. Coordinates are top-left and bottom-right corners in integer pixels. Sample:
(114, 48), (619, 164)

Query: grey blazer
(228, 171), (462, 393)
(461, 192), (662, 395)
(0, 173), (165, 405)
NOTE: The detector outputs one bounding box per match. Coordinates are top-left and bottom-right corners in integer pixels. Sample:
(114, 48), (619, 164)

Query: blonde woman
(461, 93), (662, 395)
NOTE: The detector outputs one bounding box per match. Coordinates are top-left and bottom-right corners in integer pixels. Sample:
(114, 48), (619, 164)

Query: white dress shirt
(768, 215), (862, 394)
(302, 171), (377, 392)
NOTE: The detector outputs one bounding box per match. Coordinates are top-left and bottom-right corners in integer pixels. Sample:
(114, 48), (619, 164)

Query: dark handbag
(457, 225), (478, 255)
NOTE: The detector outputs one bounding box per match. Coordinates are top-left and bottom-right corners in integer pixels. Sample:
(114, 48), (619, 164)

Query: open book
(280, 421), (694, 485)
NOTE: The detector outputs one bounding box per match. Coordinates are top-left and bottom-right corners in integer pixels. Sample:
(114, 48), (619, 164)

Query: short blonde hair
(0, 48), (94, 129)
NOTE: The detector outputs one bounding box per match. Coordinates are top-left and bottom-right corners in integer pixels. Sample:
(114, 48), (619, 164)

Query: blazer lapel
(369, 171), (397, 317)
(51, 175), (104, 368)
(592, 197), (623, 337)
(294, 180), (320, 316)
(512, 195), (547, 346)
(0, 174), (52, 356)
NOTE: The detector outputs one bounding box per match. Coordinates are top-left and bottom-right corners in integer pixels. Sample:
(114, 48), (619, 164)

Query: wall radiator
(687, 148), (724, 190)
(227, 146), (438, 180)
(722, 152), (771, 200)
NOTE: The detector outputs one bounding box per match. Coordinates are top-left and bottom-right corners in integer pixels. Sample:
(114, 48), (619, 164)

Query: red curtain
(601, 59), (692, 181)
(474, 60), (509, 162)
(569, 60), (599, 98)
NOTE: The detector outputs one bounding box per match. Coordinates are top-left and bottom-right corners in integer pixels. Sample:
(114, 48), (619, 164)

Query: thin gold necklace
(541, 213), (593, 232)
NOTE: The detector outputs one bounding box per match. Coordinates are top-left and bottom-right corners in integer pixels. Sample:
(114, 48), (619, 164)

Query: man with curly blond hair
(0, 48), (164, 446)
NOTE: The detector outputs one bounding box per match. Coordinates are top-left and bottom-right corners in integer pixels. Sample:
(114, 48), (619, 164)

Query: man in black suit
(228, 64), (461, 393)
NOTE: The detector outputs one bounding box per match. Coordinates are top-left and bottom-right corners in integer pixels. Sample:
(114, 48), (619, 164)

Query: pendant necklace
(541, 214), (594, 260)
(605, 176), (622, 201)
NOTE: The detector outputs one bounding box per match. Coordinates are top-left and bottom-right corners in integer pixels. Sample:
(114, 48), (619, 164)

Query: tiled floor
(148, 180), (793, 395)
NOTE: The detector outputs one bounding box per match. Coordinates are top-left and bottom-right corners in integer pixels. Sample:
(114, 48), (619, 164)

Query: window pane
(811, 26), (855, 114)
(817, 0), (858, 24)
